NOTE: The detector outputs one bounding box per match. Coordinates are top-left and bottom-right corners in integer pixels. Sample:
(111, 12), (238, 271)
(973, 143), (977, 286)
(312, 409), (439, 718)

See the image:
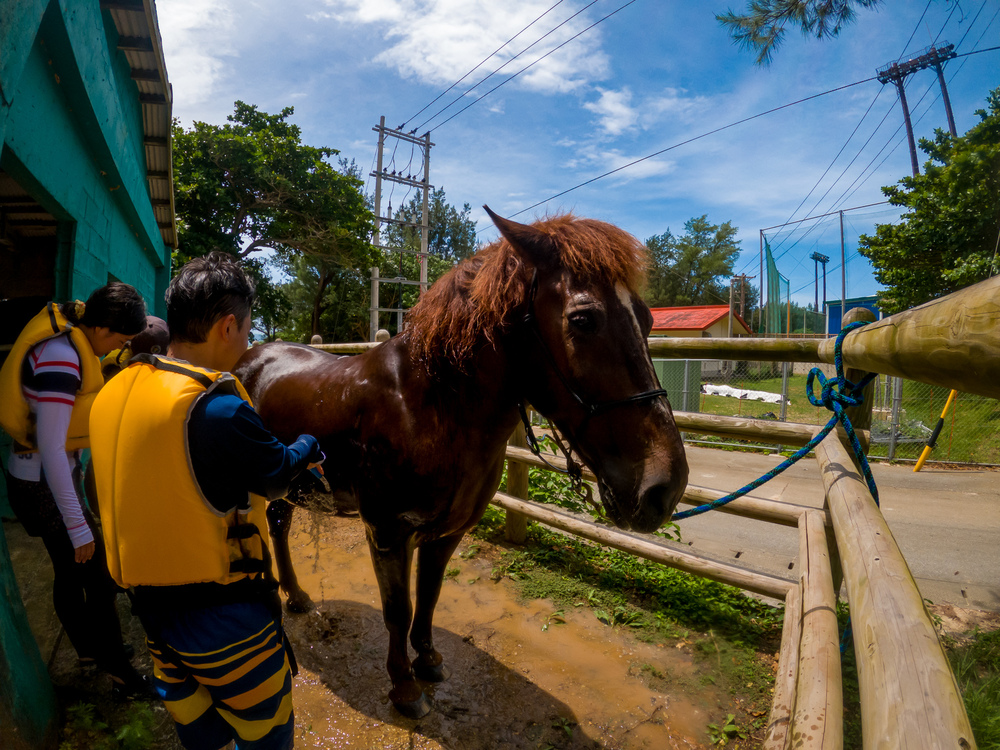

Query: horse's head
(486, 207), (689, 533)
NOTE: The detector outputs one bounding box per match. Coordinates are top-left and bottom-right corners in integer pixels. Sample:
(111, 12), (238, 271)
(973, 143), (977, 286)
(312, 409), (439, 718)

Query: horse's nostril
(631, 480), (685, 534)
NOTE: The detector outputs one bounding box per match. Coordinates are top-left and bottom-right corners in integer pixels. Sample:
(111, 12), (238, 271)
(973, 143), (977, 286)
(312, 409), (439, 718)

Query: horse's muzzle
(628, 478), (687, 533)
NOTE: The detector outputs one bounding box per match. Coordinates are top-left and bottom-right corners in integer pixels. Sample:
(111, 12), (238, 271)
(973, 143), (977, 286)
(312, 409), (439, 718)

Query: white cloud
(156, 0), (238, 113)
(584, 88), (637, 135)
(322, 0), (609, 94)
(584, 86), (713, 137)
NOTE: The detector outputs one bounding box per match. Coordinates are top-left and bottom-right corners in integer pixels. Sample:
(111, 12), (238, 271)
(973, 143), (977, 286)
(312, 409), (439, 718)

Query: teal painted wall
(1, 4), (171, 739)
(1, 0), (169, 313)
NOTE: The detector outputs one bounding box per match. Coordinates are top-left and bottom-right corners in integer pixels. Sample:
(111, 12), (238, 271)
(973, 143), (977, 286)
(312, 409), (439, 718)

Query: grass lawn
(694, 372), (1000, 464)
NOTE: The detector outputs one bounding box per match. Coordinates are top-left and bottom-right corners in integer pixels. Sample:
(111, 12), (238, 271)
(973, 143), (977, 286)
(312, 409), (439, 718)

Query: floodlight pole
(810, 251), (830, 315)
(877, 43), (958, 177)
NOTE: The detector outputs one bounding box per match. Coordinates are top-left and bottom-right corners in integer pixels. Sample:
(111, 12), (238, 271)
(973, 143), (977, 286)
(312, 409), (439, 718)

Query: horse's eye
(568, 311), (597, 332)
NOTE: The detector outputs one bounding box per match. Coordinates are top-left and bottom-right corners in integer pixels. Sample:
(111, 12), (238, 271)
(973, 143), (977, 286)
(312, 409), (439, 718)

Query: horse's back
(235, 342), (344, 400)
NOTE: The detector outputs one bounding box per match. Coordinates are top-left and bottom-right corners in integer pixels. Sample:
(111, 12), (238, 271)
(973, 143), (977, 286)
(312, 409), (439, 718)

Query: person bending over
(90, 252), (323, 750)
(0, 283), (150, 698)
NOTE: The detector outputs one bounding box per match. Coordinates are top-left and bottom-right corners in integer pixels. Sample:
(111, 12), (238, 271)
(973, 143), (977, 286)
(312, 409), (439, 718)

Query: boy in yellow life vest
(90, 252), (323, 750)
(0, 282), (150, 699)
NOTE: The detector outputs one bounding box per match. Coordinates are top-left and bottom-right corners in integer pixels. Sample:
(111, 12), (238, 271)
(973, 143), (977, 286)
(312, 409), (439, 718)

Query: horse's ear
(484, 205), (557, 271)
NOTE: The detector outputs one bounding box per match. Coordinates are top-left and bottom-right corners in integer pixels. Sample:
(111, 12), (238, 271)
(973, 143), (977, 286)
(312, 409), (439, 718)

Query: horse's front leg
(266, 498), (314, 613)
(367, 534), (430, 718)
(410, 533), (464, 683)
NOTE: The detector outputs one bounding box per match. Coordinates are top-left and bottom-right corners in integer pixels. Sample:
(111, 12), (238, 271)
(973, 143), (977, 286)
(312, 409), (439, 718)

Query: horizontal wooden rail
(816, 434), (974, 748)
(675, 411), (823, 447)
(648, 337), (821, 362)
(309, 276), (1000, 400)
(313, 342), (377, 354)
(504, 445), (824, 527)
(491, 491), (794, 600)
(818, 274), (1000, 400)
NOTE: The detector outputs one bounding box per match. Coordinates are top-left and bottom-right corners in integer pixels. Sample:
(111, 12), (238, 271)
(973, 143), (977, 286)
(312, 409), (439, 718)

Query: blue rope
(673, 321), (879, 521)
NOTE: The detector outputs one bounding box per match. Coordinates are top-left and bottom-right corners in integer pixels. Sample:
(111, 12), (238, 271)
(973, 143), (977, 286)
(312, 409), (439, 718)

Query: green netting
(765, 242), (789, 335)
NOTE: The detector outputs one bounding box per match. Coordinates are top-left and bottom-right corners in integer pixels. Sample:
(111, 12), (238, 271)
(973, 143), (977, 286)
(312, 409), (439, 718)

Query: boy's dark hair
(166, 251), (255, 344)
(62, 282), (147, 335)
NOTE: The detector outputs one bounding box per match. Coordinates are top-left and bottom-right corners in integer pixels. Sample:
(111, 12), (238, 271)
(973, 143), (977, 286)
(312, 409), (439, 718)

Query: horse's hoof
(413, 660), (451, 683)
(284, 593), (315, 614)
(391, 689), (432, 719)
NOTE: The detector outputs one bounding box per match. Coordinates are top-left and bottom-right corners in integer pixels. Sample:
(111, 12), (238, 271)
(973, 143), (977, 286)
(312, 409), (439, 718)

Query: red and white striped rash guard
(7, 333), (94, 548)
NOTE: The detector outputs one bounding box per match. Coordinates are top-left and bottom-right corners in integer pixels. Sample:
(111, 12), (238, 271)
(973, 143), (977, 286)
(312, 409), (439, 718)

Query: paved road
(668, 445), (1000, 611)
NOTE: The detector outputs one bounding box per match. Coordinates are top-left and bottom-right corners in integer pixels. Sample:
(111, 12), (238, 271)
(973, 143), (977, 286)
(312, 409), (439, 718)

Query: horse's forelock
(405, 214), (648, 371)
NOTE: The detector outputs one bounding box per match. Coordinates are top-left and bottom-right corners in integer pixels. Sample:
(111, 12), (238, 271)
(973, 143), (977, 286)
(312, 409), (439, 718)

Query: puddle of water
(285, 512), (716, 749)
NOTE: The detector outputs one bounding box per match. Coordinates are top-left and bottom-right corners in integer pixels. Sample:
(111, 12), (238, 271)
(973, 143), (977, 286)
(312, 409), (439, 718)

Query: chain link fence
(653, 358), (1000, 466)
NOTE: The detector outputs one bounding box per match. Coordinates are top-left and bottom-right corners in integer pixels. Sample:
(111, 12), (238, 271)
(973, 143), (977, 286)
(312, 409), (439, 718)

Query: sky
(154, 0), (1000, 309)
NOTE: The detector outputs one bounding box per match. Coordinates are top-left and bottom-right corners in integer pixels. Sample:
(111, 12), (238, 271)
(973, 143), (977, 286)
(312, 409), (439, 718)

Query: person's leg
(40, 512), (144, 689)
(148, 600), (294, 750)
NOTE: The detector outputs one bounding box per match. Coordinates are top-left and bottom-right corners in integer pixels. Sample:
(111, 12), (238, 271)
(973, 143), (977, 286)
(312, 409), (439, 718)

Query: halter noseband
(517, 269), (668, 488)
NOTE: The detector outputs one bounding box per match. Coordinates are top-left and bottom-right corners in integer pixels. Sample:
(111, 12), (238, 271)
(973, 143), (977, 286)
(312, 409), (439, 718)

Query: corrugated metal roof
(103, 0), (176, 251)
(651, 305), (752, 334)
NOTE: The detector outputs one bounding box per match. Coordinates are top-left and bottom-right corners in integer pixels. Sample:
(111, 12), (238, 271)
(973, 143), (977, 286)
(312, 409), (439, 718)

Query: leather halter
(517, 269), (668, 488)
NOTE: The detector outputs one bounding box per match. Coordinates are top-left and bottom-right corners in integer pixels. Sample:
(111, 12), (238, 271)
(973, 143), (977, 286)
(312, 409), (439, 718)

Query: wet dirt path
(284, 512), (717, 749)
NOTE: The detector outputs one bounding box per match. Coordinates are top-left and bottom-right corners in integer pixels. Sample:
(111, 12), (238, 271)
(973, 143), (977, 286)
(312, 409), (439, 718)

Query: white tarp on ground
(702, 384), (788, 405)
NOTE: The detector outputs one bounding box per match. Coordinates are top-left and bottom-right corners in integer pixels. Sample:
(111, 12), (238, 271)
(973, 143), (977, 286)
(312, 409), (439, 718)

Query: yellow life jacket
(89, 355), (272, 588)
(0, 303), (103, 452)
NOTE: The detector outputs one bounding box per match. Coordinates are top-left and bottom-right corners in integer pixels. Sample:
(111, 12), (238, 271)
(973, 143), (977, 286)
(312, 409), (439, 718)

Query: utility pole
(840, 210), (846, 330)
(369, 116), (434, 341)
(877, 43), (957, 176)
(728, 273), (752, 336)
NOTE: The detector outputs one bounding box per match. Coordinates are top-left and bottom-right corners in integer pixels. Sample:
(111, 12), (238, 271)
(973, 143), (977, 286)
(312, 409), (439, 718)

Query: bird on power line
(409, 128), (418, 135)
(397, 124), (404, 129)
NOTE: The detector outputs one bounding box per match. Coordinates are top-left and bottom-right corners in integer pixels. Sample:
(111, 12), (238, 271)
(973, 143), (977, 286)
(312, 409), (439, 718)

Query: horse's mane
(405, 213), (648, 370)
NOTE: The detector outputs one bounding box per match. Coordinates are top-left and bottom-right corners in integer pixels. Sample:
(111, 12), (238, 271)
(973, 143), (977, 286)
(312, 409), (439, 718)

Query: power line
(400, 0), (568, 130)
(767, 2), (958, 259)
(414, 0), (608, 133)
(425, 0), (639, 134)
(493, 76), (876, 225)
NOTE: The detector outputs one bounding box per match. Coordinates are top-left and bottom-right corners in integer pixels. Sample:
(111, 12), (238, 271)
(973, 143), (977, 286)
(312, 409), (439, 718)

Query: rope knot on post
(673, 321), (879, 521)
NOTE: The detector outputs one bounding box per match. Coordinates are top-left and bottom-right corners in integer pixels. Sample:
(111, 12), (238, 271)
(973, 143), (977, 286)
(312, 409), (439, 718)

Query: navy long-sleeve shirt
(188, 392), (320, 513)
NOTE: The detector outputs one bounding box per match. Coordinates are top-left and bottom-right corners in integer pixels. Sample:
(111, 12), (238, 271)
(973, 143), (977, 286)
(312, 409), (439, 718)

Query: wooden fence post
(840, 307), (877, 458)
(790, 511), (842, 750)
(505, 422), (529, 543)
(816, 435), (974, 749)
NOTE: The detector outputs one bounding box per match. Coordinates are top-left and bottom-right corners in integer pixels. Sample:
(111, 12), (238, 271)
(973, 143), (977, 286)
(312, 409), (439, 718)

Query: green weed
(59, 702), (156, 750)
(948, 628), (1000, 748)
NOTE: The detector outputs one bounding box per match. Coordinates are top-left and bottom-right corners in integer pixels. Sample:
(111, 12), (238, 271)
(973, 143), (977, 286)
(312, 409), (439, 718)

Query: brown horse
(234, 208), (689, 718)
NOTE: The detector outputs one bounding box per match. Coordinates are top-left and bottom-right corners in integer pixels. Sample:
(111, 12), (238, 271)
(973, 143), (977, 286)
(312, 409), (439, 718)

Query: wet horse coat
(234, 208), (689, 717)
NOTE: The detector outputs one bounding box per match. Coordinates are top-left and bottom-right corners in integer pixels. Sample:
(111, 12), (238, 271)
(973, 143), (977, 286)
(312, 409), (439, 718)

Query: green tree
(858, 87), (1000, 314)
(172, 102), (374, 335)
(276, 255), (371, 343)
(382, 187), (477, 263)
(717, 0), (883, 65)
(373, 187), (479, 334)
(644, 216), (742, 308)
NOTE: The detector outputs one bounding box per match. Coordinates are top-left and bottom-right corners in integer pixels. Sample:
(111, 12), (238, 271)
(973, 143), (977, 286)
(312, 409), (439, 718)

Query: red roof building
(649, 305), (752, 337)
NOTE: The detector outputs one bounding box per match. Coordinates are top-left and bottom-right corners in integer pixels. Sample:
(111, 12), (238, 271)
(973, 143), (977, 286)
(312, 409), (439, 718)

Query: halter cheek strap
(517, 269), (668, 488)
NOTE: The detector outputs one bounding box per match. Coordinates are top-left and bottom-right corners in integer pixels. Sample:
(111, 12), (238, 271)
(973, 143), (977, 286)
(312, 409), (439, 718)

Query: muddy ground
(10, 510), (1000, 749)
(276, 512), (717, 749)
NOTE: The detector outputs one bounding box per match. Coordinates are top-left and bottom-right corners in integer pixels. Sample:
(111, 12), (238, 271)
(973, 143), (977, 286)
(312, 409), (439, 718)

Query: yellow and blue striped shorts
(146, 601), (294, 750)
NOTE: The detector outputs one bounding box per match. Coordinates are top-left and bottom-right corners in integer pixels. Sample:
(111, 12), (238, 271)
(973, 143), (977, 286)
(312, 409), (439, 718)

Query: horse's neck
(396, 331), (522, 439)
